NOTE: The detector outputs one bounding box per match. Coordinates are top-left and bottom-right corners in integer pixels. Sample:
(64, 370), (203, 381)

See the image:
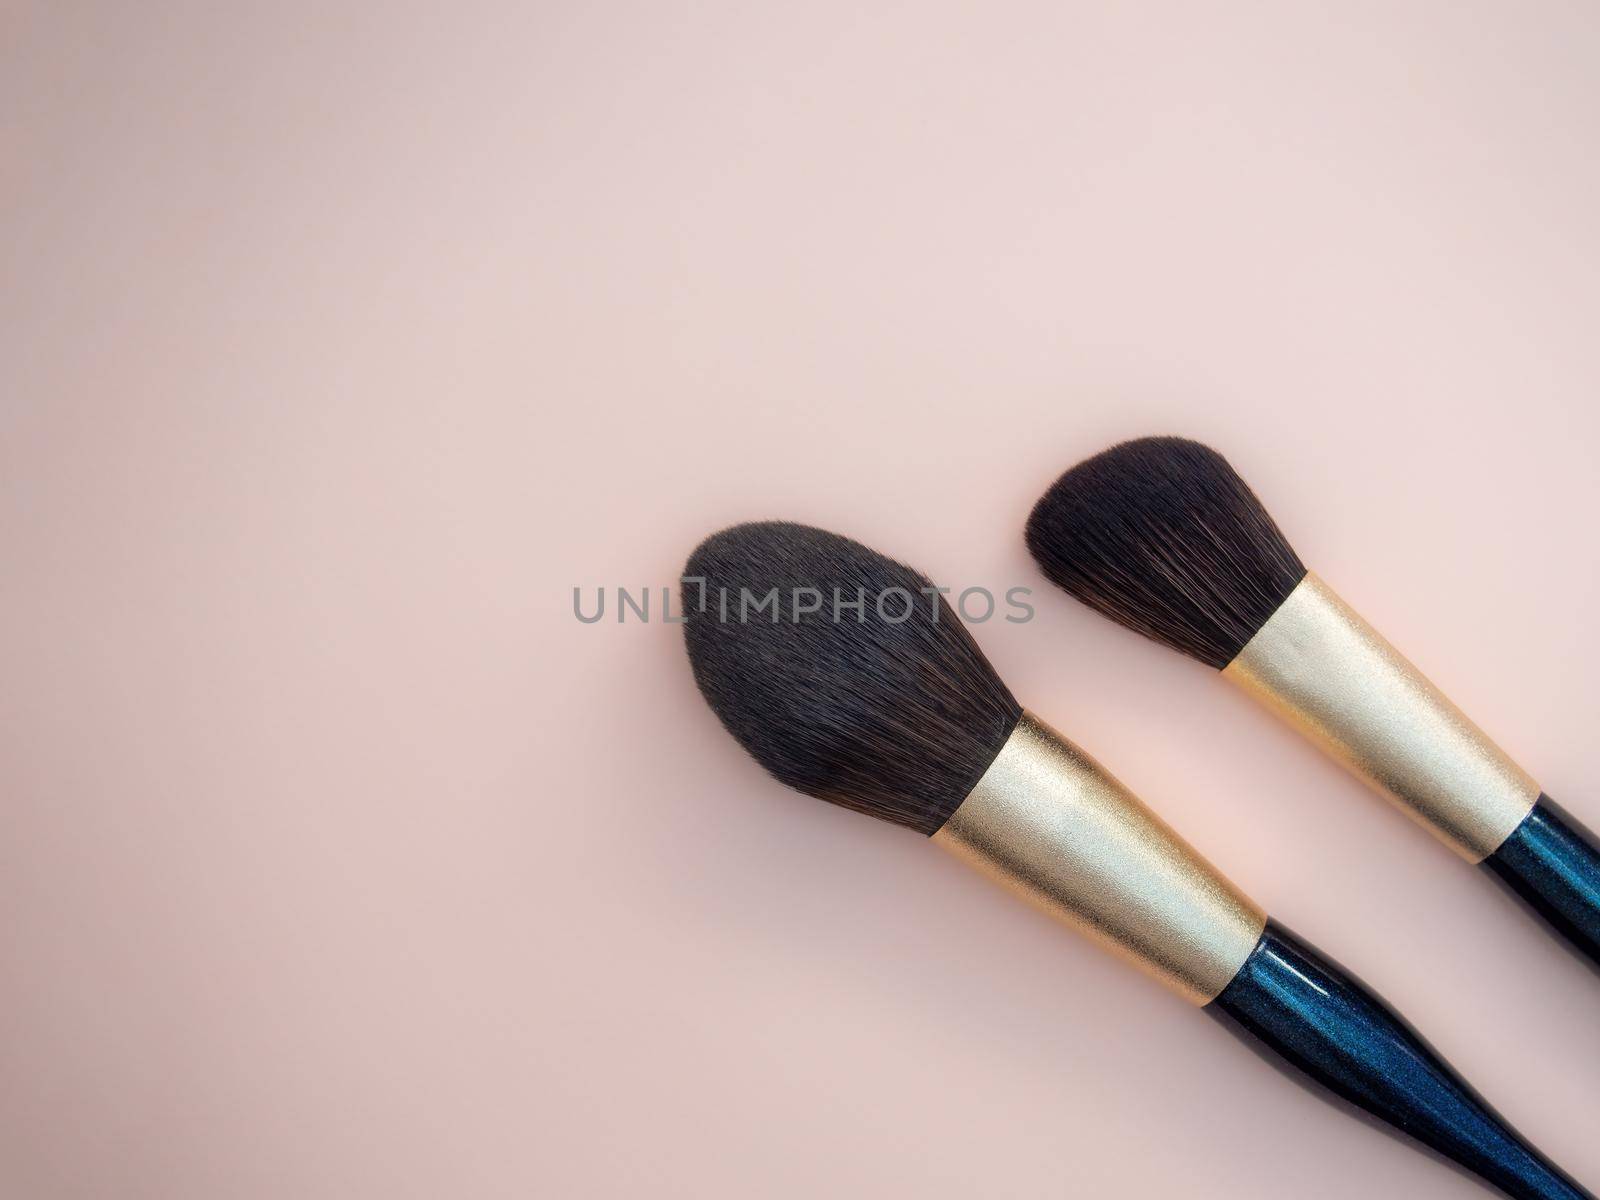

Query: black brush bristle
(1025, 437), (1307, 669)
(683, 521), (1022, 835)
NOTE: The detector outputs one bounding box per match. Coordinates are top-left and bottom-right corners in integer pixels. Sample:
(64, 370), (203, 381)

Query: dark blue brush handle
(1484, 795), (1600, 971)
(1208, 921), (1593, 1200)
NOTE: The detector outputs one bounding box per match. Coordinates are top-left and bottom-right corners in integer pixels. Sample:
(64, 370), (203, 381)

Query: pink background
(4, 2), (1598, 1197)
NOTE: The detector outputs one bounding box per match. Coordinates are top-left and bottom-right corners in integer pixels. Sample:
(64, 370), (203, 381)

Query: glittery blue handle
(1484, 795), (1600, 971)
(1208, 921), (1593, 1200)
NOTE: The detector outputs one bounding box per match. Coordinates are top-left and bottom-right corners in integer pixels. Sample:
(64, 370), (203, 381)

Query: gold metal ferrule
(1222, 573), (1539, 862)
(932, 712), (1266, 1005)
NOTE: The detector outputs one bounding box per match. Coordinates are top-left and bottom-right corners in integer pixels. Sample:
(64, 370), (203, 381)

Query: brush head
(1025, 437), (1307, 669)
(683, 521), (1022, 835)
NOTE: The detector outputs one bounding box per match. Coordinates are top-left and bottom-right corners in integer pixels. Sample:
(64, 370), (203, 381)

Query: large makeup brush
(685, 520), (1592, 1200)
(1025, 437), (1600, 969)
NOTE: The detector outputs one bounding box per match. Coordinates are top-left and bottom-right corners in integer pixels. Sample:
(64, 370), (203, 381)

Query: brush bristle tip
(684, 521), (1021, 834)
(1026, 437), (1306, 668)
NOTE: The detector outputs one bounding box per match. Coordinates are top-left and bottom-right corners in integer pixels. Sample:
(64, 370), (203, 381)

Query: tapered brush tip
(1025, 437), (1307, 669)
(683, 521), (1021, 834)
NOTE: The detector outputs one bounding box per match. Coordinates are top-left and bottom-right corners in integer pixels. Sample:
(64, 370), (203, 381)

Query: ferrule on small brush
(1027, 437), (1600, 970)
(1224, 572), (1600, 962)
(685, 521), (1595, 1200)
(1224, 572), (1538, 861)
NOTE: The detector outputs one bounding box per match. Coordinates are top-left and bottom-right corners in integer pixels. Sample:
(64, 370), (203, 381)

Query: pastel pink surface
(3, 3), (1598, 1197)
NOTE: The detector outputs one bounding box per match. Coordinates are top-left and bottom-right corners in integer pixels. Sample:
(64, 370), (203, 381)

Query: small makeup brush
(1025, 437), (1600, 970)
(684, 520), (1592, 1200)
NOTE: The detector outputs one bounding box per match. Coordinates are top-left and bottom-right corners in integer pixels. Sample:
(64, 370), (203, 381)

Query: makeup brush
(1025, 437), (1600, 970)
(684, 520), (1592, 1200)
